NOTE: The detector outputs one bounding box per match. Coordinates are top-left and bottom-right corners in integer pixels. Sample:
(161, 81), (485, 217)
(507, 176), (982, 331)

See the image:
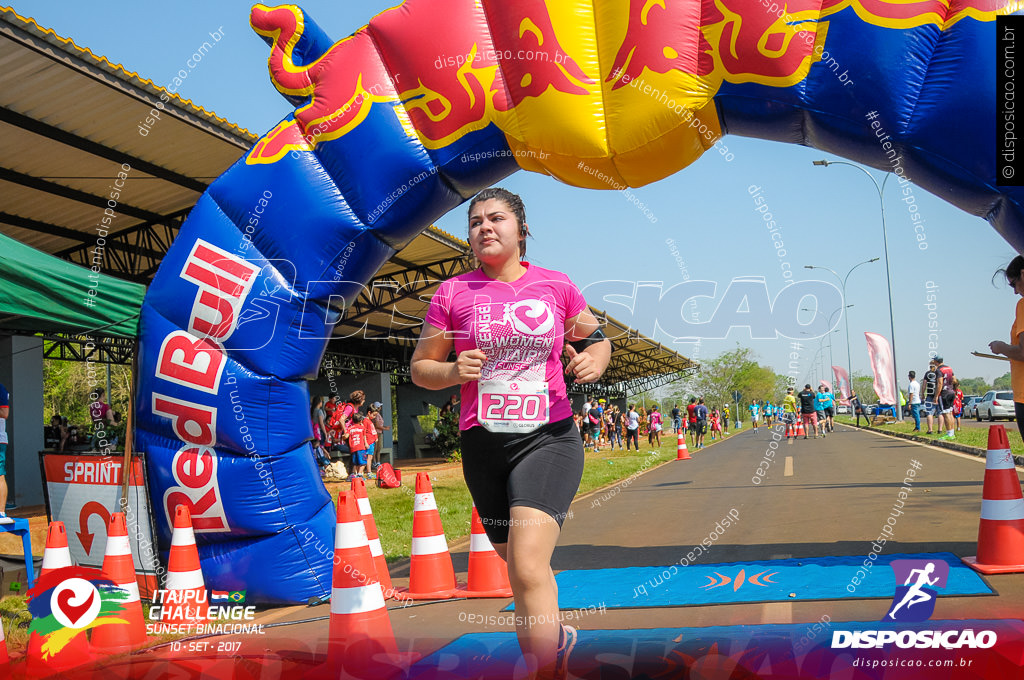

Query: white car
(975, 391), (1016, 422)
(962, 396), (983, 419)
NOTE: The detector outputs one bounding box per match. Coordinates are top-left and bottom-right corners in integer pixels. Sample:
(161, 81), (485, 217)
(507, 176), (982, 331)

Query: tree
(994, 372), (1012, 390)
(671, 345), (784, 408)
(957, 376), (992, 396)
(851, 372), (878, 402)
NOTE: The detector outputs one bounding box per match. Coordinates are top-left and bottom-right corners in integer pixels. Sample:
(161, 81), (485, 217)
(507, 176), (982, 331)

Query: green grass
(0, 595), (31, 650)
(837, 415), (1024, 454)
(353, 434), (694, 563)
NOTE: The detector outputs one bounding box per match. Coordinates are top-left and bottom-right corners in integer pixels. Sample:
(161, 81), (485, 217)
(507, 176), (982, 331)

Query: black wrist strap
(569, 328), (608, 354)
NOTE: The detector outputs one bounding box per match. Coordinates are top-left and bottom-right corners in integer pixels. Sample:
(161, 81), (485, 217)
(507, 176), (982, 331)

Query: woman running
(411, 188), (611, 679)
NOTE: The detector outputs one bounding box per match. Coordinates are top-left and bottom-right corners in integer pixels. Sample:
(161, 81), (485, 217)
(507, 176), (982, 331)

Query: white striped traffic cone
(458, 504), (512, 598)
(963, 425), (1024, 574)
(39, 520), (73, 579)
(326, 491), (398, 678)
(27, 521), (93, 676)
(162, 505), (207, 626)
(398, 473), (457, 600)
(676, 431), (691, 460)
(350, 477), (396, 596)
(92, 512), (148, 651)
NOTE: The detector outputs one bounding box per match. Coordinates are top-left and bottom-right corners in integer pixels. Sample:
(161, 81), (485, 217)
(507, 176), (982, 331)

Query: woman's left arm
(564, 310), (611, 383)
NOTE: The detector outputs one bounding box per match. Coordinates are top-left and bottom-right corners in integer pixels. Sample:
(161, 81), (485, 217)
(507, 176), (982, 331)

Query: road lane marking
(784, 456), (793, 476)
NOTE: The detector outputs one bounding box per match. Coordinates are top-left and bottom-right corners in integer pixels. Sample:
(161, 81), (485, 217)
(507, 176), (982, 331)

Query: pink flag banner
(864, 332), (897, 405)
(832, 366), (851, 402)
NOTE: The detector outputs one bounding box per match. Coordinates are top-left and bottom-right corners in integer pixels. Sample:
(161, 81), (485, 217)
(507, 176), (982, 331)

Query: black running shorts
(460, 417), (584, 545)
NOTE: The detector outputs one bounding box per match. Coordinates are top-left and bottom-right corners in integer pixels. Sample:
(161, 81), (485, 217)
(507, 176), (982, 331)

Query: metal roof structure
(0, 6), (255, 282)
(0, 6), (696, 394)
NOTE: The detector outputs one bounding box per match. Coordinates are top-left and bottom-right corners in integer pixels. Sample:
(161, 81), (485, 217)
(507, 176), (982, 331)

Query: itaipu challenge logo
(26, 566), (132, 657)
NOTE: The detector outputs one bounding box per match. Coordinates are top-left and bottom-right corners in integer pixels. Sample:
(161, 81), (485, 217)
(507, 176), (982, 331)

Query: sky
(9, 0), (1018, 393)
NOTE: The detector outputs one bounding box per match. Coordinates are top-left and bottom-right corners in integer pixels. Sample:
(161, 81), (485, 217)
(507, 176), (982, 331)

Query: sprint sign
(42, 452), (161, 596)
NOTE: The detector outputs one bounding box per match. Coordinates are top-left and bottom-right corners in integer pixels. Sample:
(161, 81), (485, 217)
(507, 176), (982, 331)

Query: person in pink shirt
(411, 188), (610, 680)
(647, 405), (663, 448)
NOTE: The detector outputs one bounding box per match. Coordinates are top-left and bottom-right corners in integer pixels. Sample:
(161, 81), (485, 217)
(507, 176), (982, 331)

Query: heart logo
(50, 578), (101, 629)
(508, 301), (553, 336)
(56, 588), (95, 626)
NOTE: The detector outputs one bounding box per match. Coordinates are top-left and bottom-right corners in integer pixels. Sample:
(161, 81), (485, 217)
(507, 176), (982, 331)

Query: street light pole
(813, 160), (901, 418)
(804, 260), (877, 397)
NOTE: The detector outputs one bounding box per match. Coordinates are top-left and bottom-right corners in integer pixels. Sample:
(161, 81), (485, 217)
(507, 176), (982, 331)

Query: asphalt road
(83, 424), (1024, 676)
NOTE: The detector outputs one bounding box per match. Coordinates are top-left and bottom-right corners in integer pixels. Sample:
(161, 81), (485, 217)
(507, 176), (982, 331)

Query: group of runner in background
(573, 384), (847, 453)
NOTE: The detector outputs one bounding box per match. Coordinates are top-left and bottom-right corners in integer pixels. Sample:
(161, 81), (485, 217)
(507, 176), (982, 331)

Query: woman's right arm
(411, 323), (487, 389)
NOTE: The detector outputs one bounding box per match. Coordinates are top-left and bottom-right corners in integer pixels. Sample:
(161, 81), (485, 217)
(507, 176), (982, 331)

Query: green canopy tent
(0, 232), (145, 337)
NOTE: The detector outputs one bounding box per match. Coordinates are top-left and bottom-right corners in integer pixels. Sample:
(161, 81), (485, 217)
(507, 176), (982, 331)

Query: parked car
(836, 403), (851, 415)
(975, 391), (1015, 422)
(962, 396), (983, 419)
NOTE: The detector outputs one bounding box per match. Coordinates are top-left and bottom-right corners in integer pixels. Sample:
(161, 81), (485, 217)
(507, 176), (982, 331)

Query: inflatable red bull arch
(137, 0), (1020, 602)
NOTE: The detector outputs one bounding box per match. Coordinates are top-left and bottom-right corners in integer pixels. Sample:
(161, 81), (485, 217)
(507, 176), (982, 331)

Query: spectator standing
(988, 255), (1024, 441)
(586, 407), (602, 452)
(922, 360), (939, 434)
(581, 398), (593, 449)
(648, 405), (663, 448)
(347, 413), (369, 480)
(368, 402), (391, 471)
(710, 408), (721, 441)
(686, 398), (699, 447)
(935, 356), (957, 439)
(722, 404), (730, 435)
(0, 383), (9, 521)
(907, 371), (922, 431)
(694, 398), (709, 449)
(364, 413), (378, 479)
(625, 404), (640, 451)
(798, 384), (819, 439)
(953, 380), (964, 432)
(310, 396), (331, 474)
(671, 404), (682, 434)
(606, 408), (622, 450)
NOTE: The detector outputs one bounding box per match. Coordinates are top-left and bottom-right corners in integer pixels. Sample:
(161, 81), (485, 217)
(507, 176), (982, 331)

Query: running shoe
(940, 433), (955, 440)
(0, 513), (11, 524)
(554, 624), (577, 680)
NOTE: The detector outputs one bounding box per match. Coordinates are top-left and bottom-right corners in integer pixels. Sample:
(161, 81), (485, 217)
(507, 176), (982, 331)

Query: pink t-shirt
(424, 263), (587, 431)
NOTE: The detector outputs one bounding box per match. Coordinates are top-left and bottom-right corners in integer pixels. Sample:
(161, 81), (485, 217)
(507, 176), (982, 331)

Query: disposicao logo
(831, 559), (996, 650)
(26, 566), (132, 658)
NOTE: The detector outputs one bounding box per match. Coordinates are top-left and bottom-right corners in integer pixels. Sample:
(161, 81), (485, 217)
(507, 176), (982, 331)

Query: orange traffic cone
(326, 491), (398, 678)
(796, 419), (805, 437)
(351, 477), (396, 597)
(458, 504), (512, 598)
(91, 513), (148, 652)
(676, 431), (691, 460)
(160, 506), (207, 627)
(399, 473), (457, 599)
(26, 521), (93, 677)
(963, 425), (1024, 574)
(39, 520), (73, 579)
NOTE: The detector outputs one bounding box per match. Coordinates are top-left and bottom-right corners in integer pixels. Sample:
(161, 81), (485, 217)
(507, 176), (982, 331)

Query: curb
(838, 422), (1024, 467)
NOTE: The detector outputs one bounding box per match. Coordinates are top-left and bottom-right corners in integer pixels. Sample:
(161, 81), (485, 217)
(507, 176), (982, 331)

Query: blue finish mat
(504, 553), (992, 610)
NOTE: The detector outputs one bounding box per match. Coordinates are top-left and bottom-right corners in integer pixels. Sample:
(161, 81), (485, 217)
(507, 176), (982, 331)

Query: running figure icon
(887, 562), (939, 620)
